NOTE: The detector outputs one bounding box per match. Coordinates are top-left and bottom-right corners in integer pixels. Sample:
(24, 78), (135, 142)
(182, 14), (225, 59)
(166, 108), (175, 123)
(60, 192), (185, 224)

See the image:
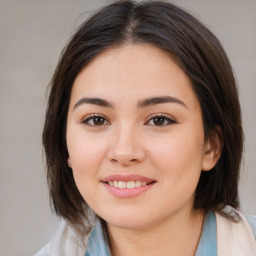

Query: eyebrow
(137, 96), (186, 108)
(73, 96), (187, 110)
(73, 97), (114, 110)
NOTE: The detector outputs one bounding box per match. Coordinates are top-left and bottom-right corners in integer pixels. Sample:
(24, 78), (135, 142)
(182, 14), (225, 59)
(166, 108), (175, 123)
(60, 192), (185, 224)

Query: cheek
(66, 132), (108, 204)
(148, 130), (205, 180)
(146, 131), (205, 214)
(66, 130), (107, 177)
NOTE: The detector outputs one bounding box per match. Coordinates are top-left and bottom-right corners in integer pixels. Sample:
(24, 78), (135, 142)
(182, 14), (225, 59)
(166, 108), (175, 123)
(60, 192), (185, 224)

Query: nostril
(110, 158), (140, 166)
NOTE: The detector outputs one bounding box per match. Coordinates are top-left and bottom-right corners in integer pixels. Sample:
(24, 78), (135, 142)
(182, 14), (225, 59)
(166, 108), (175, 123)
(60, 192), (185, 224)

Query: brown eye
(82, 115), (109, 126)
(93, 117), (105, 125)
(146, 115), (176, 126)
(153, 116), (165, 126)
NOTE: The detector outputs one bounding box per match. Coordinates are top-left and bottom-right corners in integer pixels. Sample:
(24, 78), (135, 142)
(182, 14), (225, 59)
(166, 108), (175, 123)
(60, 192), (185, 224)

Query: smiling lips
(101, 174), (156, 198)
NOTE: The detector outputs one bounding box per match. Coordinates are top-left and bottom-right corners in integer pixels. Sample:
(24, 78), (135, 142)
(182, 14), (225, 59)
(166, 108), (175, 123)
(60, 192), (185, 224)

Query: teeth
(108, 180), (150, 188)
(135, 181), (141, 187)
(127, 181), (135, 189)
(118, 181), (126, 189)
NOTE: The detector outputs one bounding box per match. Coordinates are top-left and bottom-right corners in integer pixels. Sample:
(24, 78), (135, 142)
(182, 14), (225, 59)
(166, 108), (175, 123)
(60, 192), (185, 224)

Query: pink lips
(101, 174), (156, 198)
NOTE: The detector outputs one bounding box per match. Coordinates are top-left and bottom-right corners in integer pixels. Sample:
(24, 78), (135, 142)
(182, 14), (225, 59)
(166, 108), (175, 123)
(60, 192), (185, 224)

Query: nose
(107, 125), (146, 166)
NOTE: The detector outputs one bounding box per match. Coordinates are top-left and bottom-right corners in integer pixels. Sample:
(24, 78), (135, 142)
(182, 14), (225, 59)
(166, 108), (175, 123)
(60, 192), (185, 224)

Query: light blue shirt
(35, 211), (256, 256)
(195, 211), (217, 256)
(85, 211), (218, 256)
(85, 211), (256, 256)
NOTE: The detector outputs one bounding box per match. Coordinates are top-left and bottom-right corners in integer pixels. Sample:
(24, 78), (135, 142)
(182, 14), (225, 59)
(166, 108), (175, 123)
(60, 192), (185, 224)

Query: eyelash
(146, 113), (176, 126)
(81, 113), (176, 127)
(82, 114), (110, 126)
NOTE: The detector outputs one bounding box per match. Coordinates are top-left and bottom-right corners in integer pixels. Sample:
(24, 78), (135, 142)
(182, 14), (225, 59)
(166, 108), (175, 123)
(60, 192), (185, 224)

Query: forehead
(70, 44), (198, 108)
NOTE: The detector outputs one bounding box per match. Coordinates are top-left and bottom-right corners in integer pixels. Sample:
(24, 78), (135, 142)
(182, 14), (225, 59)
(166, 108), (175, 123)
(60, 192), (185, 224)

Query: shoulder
(245, 214), (256, 239)
(215, 207), (256, 255)
(216, 207), (256, 239)
(34, 243), (50, 256)
(34, 218), (93, 256)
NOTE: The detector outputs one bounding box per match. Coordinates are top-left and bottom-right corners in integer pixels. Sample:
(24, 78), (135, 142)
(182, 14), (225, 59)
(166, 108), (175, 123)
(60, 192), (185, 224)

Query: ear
(202, 126), (223, 171)
(67, 157), (72, 168)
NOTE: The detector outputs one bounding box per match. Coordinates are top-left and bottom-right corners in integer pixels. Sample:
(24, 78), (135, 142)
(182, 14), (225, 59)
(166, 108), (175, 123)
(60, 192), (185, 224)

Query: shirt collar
(85, 218), (111, 256)
(196, 211), (217, 256)
(85, 211), (217, 256)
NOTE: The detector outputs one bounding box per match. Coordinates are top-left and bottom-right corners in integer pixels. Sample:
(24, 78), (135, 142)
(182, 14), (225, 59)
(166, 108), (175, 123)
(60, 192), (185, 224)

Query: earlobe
(67, 157), (72, 168)
(202, 127), (223, 171)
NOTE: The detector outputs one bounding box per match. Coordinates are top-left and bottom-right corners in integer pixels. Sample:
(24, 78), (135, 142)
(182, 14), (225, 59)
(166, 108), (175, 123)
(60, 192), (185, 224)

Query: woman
(36, 1), (256, 255)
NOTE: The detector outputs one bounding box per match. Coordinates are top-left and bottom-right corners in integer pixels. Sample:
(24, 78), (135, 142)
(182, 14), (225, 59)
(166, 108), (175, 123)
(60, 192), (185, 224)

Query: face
(66, 44), (216, 230)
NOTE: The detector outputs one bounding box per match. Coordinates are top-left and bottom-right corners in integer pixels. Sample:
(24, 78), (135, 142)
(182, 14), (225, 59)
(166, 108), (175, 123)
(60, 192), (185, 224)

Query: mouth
(101, 174), (156, 198)
(104, 180), (155, 189)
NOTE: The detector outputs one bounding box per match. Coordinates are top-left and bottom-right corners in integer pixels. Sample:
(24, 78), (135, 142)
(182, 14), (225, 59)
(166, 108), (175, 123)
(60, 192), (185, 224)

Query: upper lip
(101, 174), (156, 183)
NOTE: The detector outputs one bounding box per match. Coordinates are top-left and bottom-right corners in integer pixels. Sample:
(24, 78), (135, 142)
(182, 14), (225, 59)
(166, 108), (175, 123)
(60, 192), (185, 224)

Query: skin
(66, 44), (221, 256)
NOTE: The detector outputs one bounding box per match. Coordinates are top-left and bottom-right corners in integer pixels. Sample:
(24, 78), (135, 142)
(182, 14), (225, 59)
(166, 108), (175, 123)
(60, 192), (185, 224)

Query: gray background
(0, 0), (255, 255)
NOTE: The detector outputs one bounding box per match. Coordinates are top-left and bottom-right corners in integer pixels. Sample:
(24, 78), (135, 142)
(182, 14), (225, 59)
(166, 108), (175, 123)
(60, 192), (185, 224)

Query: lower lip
(103, 182), (155, 198)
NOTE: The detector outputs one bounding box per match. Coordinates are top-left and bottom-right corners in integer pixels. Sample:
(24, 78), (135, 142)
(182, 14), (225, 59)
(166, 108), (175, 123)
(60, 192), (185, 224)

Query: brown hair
(43, 0), (243, 232)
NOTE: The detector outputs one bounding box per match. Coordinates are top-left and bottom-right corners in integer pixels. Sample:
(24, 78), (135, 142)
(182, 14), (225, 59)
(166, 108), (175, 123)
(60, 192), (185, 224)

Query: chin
(101, 210), (156, 230)
(107, 219), (150, 230)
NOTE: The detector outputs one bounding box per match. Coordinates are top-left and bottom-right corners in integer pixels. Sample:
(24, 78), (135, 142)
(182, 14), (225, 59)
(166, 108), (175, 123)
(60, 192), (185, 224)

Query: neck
(106, 208), (204, 256)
